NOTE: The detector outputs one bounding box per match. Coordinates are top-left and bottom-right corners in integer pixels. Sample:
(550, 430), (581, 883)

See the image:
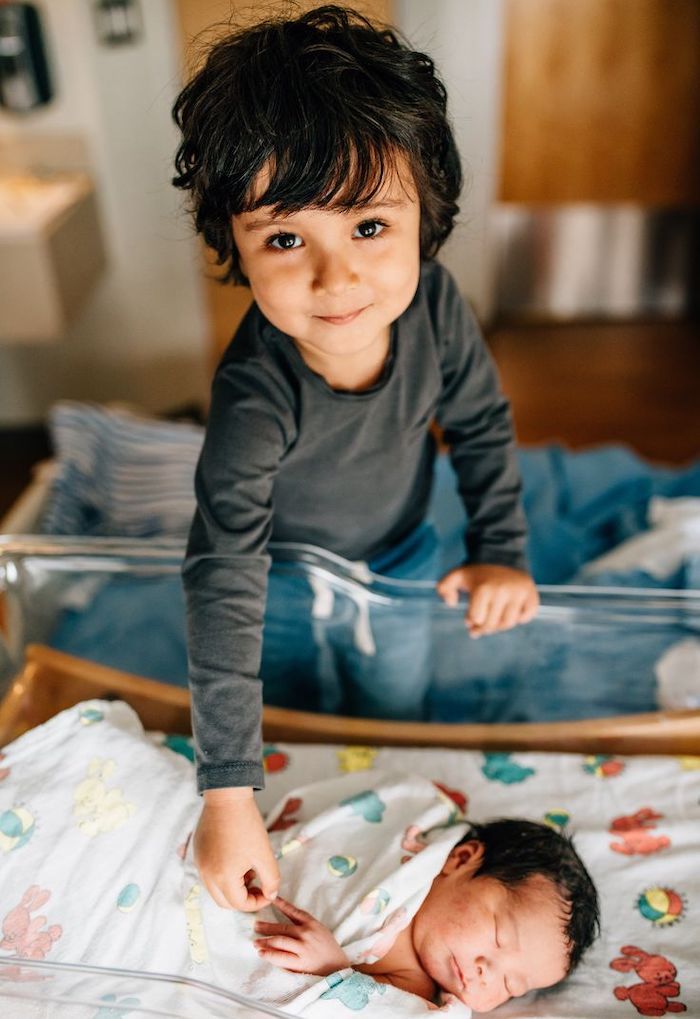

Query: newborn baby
(254, 819), (599, 1013)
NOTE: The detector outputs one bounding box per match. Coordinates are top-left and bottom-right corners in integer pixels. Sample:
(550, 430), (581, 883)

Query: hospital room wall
(0, 0), (210, 426)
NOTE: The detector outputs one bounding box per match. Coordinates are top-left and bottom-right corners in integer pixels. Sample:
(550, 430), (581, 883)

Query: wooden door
(499, 0), (700, 204)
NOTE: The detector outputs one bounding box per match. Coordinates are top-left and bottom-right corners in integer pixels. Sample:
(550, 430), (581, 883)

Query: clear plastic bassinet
(1, 535), (698, 721)
(0, 956), (293, 1018)
(0, 536), (699, 1018)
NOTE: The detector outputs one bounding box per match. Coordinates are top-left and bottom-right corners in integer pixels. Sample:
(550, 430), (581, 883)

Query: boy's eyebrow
(241, 198), (408, 232)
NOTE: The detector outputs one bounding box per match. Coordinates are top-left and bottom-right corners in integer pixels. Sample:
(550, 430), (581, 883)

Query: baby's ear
(442, 839), (485, 876)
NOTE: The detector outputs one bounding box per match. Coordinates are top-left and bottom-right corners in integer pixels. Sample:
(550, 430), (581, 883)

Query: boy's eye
(353, 219), (387, 239)
(265, 219), (387, 250)
(267, 232), (302, 251)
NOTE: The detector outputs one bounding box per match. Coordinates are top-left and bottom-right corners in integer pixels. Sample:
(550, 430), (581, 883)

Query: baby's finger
(274, 897), (311, 923)
(254, 921), (294, 935)
(256, 945), (300, 970)
(255, 935), (302, 954)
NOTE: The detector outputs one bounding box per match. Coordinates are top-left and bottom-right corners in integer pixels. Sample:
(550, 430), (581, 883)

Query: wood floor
(488, 320), (700, 465)
(0, 320), (698, 520)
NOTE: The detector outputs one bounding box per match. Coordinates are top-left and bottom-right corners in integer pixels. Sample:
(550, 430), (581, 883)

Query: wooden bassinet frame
(1, 645), (699, 755)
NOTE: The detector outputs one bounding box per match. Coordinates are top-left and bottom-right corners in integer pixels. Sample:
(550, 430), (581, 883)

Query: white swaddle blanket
(0, 700), (470, 1018)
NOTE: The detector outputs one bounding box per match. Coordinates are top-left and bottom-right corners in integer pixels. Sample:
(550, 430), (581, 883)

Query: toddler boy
(172, 6), (539, 912)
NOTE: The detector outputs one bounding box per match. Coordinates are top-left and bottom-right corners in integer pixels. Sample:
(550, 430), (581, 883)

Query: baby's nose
(474, 956), (493, 982)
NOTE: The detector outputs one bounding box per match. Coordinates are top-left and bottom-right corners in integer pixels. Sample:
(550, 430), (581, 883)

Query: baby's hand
(254, 897), (350, 975)
(436, 564), (539, 638)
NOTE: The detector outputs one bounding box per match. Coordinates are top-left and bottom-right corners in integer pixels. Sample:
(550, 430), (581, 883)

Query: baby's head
(413, 818), (600, 1013)
(172, 4), (461, 289)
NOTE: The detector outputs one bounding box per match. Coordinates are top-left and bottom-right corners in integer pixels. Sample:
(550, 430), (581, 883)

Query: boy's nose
(311, 255), (360, 297)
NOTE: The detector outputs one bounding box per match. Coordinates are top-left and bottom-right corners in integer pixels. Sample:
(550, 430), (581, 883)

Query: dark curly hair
(457, 818), (601, 976)
(172, 4), (462, 285)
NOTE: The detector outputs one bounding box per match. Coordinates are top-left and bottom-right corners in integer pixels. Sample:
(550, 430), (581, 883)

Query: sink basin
(0, 173), (89, 234)
(0, 171), (106, 342)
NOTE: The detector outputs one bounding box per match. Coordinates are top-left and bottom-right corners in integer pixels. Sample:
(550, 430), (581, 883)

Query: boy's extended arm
(183, 353), (295, 795)
(432, 270), (537, 636)
(183, 345), (295, 907)
(433, 271), (527, 573)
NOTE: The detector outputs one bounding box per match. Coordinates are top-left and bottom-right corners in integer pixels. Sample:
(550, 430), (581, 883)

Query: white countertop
(0, 173), (92, 238)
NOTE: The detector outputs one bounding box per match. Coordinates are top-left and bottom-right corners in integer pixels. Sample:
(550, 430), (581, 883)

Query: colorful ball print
(636, 887), (685, 927)
(543, 809), (570, 833)
(327, 855), (358, 878)
(360, 888), (390, 915)
(583, 754), (624, 778)
(79, 706), (104, 726)
(276, 836), (307, 859)
(0, 806), (35, 852)
(117, 883), (141, 913)
(263, 746), (290, 773)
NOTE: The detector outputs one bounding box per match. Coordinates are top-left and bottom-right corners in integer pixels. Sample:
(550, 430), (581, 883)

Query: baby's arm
(254, 898), (350, 975)
(257, 901), (447, 1007)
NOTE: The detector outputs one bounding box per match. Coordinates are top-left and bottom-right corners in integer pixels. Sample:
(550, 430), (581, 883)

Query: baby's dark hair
(172, 4), (462, 285)
(458, 818), (600, 975)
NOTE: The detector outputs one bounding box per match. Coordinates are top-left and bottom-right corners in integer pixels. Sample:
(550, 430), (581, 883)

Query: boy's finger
(205, 880), (233, 910)
(467, 586), (492, 629)
(519, 591), (540, 624)
(234, 881), (275, 912)
(497, 596), (524, 631)
(256, 856), (280, 902)
(436, 574), (462, 607)
(479, 589), (508, 634)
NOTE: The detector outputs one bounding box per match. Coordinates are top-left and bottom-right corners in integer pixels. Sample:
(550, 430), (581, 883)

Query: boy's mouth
(315, 306), (368, 325)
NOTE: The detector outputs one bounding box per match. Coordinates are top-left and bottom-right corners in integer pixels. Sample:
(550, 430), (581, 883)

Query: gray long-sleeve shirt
(183, 260), (527, 792)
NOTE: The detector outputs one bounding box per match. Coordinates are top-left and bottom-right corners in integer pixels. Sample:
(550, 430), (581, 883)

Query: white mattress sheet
(0, 701), (698, 1019)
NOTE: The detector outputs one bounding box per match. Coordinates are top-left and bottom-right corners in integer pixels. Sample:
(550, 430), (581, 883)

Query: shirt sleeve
(433, 269), (528, 572)
(182, 356), (295, 793)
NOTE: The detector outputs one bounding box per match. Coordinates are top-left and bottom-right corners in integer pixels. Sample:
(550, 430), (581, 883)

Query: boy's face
(412, 841), (570, 1013)
(232, 155), (421, 366)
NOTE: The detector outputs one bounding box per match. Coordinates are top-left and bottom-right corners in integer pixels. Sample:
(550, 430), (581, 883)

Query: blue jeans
(260, 523), (441, 720)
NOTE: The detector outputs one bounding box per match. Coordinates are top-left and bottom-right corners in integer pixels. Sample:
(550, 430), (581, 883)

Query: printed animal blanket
(0, 700), (469, 1018)
(2, 700), (699, 1017)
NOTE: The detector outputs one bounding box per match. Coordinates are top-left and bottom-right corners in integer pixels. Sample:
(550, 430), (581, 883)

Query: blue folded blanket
(43, 402), (700, 586)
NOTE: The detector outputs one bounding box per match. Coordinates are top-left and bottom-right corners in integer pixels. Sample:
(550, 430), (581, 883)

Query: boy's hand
(254, 897), (350, 975)
(436, 564), (539, 638)
(194, 787), (280, 911)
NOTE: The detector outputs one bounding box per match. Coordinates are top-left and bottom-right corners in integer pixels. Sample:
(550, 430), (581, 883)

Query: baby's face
(412, 842), (570, 1013)
(232, 153), (421, 368)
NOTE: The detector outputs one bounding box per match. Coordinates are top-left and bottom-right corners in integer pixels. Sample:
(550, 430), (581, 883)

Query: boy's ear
(441, 839), (485, 877)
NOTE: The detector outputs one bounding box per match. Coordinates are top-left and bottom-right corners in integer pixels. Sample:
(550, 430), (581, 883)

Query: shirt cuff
(466, 545), (529, 573)
(196, 760), (265, 794)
